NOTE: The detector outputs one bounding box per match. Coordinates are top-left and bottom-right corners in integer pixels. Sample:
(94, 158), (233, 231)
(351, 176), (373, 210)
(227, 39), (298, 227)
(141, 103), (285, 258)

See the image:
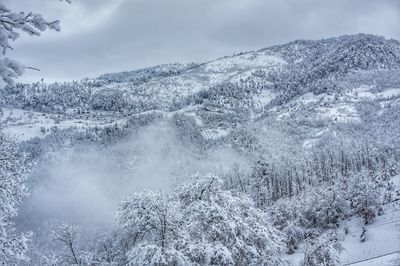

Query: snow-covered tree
(347, 173), (382, 224)
(307, 188), (348, 229)
(0, 134), (30, 264)
(268, 198), (309, 254)
(303, 232), (343, 266)
(114, 175), (285, 265)
(53, 224), (85, 265)
(0, 2), (69, 86)
(177, 175), (285, 265)
(117, 191), (189, 265)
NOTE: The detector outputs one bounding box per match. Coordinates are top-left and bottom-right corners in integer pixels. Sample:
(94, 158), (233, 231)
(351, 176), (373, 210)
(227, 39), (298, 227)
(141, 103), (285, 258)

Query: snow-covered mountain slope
(2, 34), (400, 143)
(3, 33), (400, 266)
(96, 50), (285, 109)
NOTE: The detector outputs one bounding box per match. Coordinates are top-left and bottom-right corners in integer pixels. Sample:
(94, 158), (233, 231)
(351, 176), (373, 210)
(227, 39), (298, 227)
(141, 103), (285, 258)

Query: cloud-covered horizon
(4, 0), (400, 83)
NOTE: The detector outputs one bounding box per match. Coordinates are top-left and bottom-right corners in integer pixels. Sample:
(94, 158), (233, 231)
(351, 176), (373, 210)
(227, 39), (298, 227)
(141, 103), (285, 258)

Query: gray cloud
(3, 0), (400, 83)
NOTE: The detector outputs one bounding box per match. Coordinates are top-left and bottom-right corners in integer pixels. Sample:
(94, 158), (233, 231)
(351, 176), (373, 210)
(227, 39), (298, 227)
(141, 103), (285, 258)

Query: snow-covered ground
(201, 128), (230, 140)
(340, 175), (400, 265)
(0, 107), (127, 141)
(202, 51), (285, 73)
(345, 252), (399, 266)
(340, 200), (400, 265)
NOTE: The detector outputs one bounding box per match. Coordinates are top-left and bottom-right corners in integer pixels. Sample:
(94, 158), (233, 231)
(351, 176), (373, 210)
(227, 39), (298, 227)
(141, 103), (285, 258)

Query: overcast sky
(4, 0), (400, 83)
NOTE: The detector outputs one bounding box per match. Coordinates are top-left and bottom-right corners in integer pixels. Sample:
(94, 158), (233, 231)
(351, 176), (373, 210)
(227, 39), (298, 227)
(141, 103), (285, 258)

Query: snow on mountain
(2, 34), (400, 146)
(2, 34), (400, 265)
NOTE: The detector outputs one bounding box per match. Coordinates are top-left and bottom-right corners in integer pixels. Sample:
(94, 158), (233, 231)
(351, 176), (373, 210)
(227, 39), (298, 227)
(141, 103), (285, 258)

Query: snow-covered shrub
(347, 173), (382, 224)
(303, 233), (343, 266)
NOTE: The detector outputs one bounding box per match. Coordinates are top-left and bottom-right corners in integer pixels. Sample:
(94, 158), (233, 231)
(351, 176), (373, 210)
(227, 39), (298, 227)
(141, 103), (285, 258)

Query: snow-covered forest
(1, 1), (400, 265)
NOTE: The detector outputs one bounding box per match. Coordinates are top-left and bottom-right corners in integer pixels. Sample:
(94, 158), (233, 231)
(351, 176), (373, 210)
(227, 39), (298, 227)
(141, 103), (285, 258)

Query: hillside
(1, 34), (400, 265)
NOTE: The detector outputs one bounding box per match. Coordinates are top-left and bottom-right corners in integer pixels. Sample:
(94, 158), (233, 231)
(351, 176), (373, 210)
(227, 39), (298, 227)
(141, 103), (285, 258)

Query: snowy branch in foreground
(0, 2), (68, 86)
(0, 134), (31, 264)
